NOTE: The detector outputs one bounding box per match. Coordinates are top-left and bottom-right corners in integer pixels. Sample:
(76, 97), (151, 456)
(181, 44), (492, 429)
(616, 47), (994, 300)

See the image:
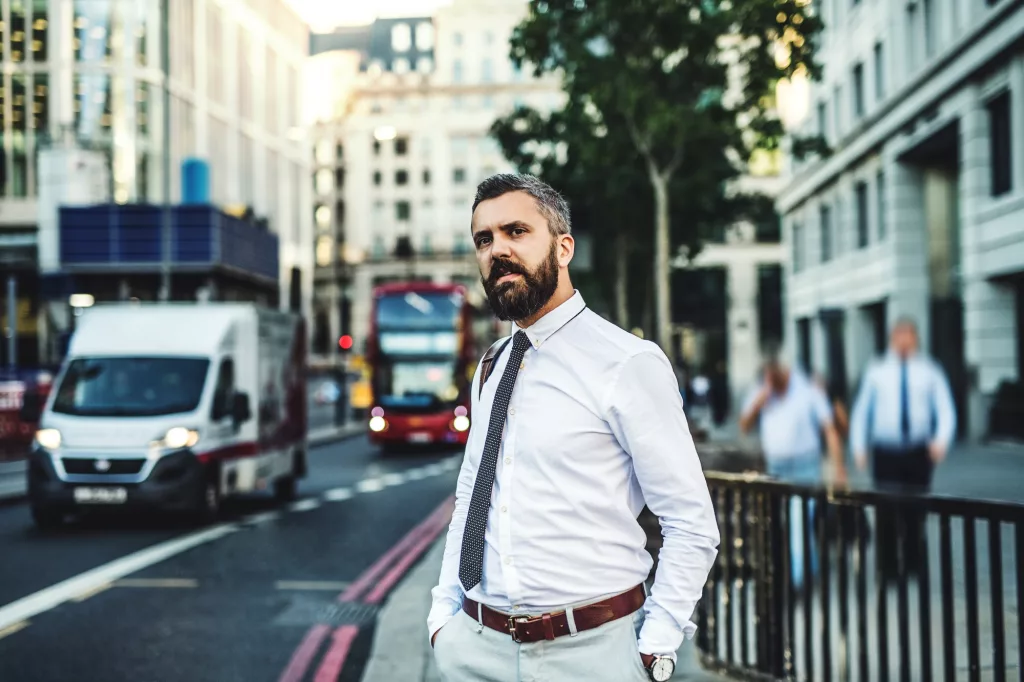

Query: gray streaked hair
(472, 173), (572, 236)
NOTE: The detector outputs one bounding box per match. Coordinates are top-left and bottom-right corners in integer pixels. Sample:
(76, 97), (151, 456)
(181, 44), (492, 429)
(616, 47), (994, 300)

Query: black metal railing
(696, 472), (1024, 682)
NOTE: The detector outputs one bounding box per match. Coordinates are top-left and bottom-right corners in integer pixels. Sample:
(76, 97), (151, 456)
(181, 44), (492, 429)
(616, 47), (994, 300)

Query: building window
(820, 205), (832, 263)
(832, 86), (842, 138)
(373, 139), (381, 155)
(393, 58), (410, 74)
(395, 170), (408, 185)
(852, 63), (865, 119)
(417, 57), (433, 74)
(415, 22), (434, 50)
(988, 91), (1012, 197)
(855, 181), (869, 248)
(873, 42), (885, 101)
(453, 31), (463, 47)
(906, 4), (919, 72)
(452, 59), (463, 83)
(391, 23), (411, 52)
(817, 101), (828, 138)
(876, 170), (887, 240)
(373, 171), (382, 186)
(482, 58), (494, 83)
(32, 1), (48, 62)
(396, 201), (411, 222)
(395, 137), (408, 155)
(423, 169), (431, 185)
(453, 168), (466, 184)
(335, 168), (345, 189)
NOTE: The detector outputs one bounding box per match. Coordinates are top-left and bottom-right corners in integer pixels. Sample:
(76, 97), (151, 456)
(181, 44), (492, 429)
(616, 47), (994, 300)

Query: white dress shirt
(849, 351), (957, 454)
(428, 291), (720, 658)
(740, 369), (832, 462)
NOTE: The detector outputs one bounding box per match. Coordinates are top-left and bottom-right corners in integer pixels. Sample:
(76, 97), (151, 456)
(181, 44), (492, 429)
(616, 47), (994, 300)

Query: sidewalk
(360, 538), (737, 682)
(0, 423), (366, 503)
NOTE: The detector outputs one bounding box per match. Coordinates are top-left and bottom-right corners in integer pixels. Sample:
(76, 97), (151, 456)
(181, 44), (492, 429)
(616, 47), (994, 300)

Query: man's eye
(511, 228), (526, 236)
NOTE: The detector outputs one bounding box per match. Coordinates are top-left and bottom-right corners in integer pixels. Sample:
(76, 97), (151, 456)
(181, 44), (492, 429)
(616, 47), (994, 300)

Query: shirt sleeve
(810, 383), (834, 426)
(930, 361), (957, 450)
(426, 359), (484, 642)
(849, 365), (876, 455)
(606, 349), (721, 659)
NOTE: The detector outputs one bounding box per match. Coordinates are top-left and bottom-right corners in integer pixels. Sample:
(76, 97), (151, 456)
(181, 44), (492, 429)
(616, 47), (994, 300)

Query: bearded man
(426, 174), (719, 682)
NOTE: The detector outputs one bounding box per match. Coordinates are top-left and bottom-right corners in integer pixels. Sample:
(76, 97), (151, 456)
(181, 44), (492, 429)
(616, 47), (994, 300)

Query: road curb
(360, 537), (445, 682)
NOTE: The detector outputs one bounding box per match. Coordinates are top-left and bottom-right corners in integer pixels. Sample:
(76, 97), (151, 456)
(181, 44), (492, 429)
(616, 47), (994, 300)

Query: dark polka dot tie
(459, 330), (531, 593)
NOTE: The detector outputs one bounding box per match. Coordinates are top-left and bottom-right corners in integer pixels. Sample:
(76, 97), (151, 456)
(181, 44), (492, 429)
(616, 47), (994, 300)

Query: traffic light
(338, 334), (353, 351)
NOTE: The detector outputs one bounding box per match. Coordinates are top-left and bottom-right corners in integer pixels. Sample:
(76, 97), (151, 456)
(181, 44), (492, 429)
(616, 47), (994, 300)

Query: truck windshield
(375, 292), (463, 330)
(376, 360), (459, 411)
(52, 357), (211, 417)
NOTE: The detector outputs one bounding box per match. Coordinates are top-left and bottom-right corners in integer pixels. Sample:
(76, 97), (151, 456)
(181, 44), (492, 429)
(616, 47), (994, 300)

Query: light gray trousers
(432, 607), (651, 682)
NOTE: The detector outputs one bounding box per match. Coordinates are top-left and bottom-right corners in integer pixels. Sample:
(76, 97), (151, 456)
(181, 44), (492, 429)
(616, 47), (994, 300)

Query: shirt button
(501, 505), (508, 512)
(504, 457), (511, 465)
(509, 408), (516, 416)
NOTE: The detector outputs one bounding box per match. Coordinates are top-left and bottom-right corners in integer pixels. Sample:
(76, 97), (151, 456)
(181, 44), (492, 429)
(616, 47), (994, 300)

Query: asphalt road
(0, 435), (461, 682)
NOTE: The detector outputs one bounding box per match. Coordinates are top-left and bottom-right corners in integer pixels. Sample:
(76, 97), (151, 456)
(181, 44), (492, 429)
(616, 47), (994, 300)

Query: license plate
(408, 432), (432, 443)
(73, 487), (128, 505)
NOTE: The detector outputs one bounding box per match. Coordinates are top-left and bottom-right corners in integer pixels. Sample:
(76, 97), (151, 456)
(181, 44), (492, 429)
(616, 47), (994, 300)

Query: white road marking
(0, 524), (237, 631)
(0, 621), (30, 641)
(275, 581), (350, 591)
(443, 457), (461, 470)
(289, 498), (321, 512)
(113, 578), (198, 588)
(70, 583), (112, 603)
(381, 473), (406, 487)
(243, 511), (281, 525)
(422, 464), (444, 476)
(405, 468), (429, 481)
(356, 478), (384, 493)
(324, 487), (353, 501)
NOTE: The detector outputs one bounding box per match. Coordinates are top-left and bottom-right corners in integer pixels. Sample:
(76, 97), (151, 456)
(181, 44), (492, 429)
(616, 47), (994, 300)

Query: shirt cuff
(637, 615), (690, 661)
(427, 600), (461, 645)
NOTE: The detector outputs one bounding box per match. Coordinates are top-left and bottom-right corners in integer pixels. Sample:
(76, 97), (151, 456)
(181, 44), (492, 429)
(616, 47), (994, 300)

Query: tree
(509, 0), (823, 352)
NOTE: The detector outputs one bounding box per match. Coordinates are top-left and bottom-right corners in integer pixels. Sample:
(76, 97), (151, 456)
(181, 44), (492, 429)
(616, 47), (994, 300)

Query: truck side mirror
(20, 391), (42, 424)
(232, 392), (252, 426)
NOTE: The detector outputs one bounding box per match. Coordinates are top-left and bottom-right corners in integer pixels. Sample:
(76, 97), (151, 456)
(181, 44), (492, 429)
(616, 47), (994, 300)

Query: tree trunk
(650, 169), (672, 353)
(614, 230), (629, 329)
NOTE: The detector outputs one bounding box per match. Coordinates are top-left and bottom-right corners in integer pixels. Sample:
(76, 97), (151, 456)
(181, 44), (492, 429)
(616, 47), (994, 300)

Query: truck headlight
(35, 428), (62, 450)
(161, 427), (200, 449)
(452, 416), (470, 432)
(368, 416), (387, 432)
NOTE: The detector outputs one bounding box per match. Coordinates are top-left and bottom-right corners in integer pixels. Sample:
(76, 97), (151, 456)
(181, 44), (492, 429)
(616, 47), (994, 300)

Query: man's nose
(489, 233), (513, 258)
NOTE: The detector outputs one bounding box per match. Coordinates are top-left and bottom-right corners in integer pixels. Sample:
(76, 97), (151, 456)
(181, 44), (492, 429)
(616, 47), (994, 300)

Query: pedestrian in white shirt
(849, 317), (956, 577)
(738, 348), (845, 588)
(428, 174), (719, 682)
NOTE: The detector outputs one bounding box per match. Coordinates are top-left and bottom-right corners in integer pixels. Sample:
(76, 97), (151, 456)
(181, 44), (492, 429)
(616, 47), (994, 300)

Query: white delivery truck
(22, 303), (308, 528)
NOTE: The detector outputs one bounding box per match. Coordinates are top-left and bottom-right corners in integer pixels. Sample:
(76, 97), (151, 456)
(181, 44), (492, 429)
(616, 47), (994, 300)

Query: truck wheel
(194, 478), (221, 525)
(274, 475), (297, 503)
(31, 505), (64, 531)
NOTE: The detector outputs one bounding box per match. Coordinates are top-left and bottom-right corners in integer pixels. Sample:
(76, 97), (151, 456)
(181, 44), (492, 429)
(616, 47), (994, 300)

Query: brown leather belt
(462, 585), (646, 644)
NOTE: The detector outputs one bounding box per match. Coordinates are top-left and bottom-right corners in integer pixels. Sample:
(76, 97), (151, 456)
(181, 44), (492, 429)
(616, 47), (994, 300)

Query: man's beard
(482, 245), (559, 322)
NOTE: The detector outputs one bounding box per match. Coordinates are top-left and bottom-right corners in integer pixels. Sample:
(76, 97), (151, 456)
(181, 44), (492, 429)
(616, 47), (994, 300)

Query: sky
(284, 0), (454, 32)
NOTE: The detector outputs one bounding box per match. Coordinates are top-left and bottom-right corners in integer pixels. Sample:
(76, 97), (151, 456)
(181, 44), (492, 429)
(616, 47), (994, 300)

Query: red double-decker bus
(365, 282), (479, 449)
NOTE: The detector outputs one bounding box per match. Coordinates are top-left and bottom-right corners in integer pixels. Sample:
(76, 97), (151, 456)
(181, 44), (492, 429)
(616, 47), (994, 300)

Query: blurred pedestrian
(849, 316), (956, 577)
(428, 174), (718, 682)
(814, 373), (850, 444)
(739, 345), (846, 589)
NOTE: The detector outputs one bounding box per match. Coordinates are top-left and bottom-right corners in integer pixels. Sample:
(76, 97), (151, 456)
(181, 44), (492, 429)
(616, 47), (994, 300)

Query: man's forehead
(472, 191), (545, 231)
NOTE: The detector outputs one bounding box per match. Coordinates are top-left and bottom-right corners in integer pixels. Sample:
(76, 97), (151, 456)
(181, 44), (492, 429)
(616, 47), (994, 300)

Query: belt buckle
(508, 615), (528, 643)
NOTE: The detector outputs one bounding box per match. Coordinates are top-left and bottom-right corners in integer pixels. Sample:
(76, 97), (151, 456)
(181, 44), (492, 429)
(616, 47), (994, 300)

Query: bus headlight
(369, 416), (387, 432)
(452, 415), (470, 432)
(35, 428), (62, 450)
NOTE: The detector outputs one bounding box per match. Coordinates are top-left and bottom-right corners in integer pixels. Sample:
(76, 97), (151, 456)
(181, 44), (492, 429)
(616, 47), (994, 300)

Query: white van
(22, 303), (308, 528)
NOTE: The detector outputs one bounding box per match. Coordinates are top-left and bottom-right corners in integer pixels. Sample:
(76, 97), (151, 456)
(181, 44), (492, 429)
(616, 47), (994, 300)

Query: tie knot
(512, 330), (530, 351)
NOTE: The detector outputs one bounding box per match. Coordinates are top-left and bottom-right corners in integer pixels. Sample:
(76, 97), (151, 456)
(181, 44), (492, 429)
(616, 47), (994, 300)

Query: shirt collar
(511, 290), (586, 349)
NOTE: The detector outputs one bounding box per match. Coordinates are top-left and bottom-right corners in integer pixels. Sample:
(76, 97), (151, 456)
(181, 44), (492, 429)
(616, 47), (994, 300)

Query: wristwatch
(640, 653), (675, 681)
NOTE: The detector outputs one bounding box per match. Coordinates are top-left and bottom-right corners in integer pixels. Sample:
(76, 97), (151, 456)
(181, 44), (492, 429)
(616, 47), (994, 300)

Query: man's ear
(557, 234), (574, 267)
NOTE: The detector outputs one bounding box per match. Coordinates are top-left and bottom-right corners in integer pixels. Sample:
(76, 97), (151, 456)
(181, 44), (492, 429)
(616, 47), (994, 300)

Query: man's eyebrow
(472, 221), (532, 239)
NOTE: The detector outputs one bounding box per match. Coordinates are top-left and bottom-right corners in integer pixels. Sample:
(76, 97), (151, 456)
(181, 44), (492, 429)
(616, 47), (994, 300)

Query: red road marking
(313, 625), (360, 682)
(338, 495), (455, 602)
(276, 624), (330, 682)
(363, 497), (455, 604)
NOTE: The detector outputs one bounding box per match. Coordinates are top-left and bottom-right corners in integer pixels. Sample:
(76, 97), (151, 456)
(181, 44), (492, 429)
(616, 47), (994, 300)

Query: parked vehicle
(22, 303), (307, 528)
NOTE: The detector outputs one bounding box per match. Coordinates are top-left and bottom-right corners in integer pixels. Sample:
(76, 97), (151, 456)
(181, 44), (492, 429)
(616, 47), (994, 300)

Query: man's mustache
(488, 259), (528, 283)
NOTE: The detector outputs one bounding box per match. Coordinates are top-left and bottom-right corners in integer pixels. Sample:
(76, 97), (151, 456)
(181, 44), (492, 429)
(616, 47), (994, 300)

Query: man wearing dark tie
(427, 174), (719, 681)
(849, 316), (956, 575)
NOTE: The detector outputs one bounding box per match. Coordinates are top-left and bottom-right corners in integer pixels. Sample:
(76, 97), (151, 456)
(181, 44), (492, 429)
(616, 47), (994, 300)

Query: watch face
(652, 658), (674, 681)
